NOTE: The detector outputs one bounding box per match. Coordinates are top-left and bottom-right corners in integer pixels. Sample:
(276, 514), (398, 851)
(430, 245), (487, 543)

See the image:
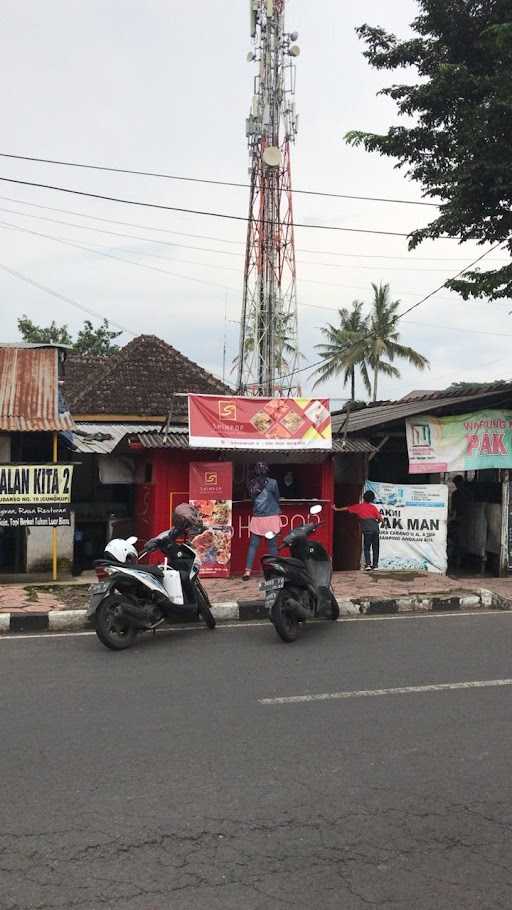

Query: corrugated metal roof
(68, 423), (163, 454)
(0, 346), (74, 431)
(124, 430), (374, 455)
(333, 384), (512, 435)
(332, 437), (376, 454)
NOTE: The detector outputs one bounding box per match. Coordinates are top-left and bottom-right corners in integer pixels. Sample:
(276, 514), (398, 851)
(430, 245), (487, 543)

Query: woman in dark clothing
(243, 462), (281, 580)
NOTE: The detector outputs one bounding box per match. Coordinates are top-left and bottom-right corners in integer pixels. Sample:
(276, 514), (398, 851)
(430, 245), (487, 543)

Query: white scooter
(88, 528), (215, 650)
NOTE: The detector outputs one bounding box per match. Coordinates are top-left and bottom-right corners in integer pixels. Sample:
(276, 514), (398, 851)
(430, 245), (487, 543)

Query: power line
(2, 193), (505, 264)
(299, 300), (512, 338)
(0, 262), (137, 336)
(256, 243), (505, 389)
(0, 175), (431, 237)
(0, 151), (438, 207)
(0, 203), (492, 275)
(0, 218), (242, 294)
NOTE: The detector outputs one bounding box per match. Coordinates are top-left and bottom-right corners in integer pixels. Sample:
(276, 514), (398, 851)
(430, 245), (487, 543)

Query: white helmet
(104, 536), (138, 564)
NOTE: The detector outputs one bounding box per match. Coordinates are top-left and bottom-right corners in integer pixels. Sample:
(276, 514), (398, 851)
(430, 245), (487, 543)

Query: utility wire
(0, 262), (137, 336)
(0, 219), (241, 294)
(2, 193), (506, 263)
(0, 151), (438, 207)
(0, 204), (491, 275)
(0, 175), (431, 237)
(252, 243), (505, 389)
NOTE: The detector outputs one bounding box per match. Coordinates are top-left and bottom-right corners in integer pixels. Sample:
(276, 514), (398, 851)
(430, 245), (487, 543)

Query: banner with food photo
(188, 395), (332, 450)
(189, 462), (233, 577)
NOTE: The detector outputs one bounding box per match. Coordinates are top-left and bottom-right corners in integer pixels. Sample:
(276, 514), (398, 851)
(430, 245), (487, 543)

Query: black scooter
(261, 505), (340, 643)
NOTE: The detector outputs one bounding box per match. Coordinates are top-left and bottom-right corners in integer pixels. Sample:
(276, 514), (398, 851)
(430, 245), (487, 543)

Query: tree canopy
(313, 284), (429, 401)
(345, 1), (512, 302)
(18, 317), (122, 355)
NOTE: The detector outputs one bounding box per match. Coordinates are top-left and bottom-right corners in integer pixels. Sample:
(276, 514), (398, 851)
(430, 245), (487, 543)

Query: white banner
(365, 480), (448, 574)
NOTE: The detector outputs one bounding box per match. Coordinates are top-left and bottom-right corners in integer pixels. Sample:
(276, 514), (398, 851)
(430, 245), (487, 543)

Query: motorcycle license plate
(89, 582), (109, 594)
(264, 576), (284, 608)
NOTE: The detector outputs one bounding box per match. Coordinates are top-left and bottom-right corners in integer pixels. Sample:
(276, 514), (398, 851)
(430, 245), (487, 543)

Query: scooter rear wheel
(95, 595), (138, 651)
(330, 592), (340, 621)
(271, 595), (299, 643)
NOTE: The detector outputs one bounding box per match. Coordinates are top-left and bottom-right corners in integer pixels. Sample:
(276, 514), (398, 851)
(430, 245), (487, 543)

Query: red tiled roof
(0, 346), (74, 431)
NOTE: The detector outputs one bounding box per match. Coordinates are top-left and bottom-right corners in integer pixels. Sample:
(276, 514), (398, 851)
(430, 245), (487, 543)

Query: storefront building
(0, 344), (75, 575)
(335, 383), (512, 576)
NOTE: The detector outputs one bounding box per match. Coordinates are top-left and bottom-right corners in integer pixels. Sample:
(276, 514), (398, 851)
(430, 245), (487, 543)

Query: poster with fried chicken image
(189, 462), (233, 577)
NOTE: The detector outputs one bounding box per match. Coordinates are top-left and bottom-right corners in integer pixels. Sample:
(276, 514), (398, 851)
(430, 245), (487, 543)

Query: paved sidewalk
(1, 570), (512, 613)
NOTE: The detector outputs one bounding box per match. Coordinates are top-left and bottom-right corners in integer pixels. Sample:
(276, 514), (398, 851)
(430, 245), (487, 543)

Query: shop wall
(26, 518), (75, 573)
(333, 453), (367, 571)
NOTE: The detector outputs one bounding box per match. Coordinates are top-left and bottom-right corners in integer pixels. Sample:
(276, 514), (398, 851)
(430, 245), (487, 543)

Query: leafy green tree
(17, 316), (73, 346)
(345, 2), (512, 302)
(18, 316), (121, 355)
(313, 301), (371, 400)
(73, 320), (121, 355)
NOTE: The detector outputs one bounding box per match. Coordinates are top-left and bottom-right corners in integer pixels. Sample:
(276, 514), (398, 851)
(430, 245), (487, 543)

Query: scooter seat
(132, 564), (164, 579)
(261, 555), (306, 571)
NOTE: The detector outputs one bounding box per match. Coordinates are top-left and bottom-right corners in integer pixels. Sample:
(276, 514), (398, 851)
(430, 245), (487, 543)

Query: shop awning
(65, 422), (163, 454)
(122, 429), (376, 455)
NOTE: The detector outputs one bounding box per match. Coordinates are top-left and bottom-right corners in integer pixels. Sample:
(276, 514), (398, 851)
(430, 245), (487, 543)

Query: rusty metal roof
(67, 422), (163, 454)
(332, 383), (512, 435)
(0, 346), (74, 431)
(121, 429), (375, 455)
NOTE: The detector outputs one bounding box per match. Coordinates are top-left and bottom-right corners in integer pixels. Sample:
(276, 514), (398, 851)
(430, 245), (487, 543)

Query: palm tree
(312, 301), (371, 400)
(232, 310), (302, 389)
(366, 283), (429, 401)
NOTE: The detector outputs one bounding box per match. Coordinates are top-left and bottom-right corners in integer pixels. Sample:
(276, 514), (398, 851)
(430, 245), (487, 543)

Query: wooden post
(500, 470), (509, 577)
(52, 432), (58, 581)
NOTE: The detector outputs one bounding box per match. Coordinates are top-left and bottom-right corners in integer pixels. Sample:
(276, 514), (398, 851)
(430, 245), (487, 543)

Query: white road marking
(259, 678), (512, 705)
(0, 609), (510, 642)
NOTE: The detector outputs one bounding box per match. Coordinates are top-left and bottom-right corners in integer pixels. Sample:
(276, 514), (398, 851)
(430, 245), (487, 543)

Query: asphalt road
(1, 612), (512, 910)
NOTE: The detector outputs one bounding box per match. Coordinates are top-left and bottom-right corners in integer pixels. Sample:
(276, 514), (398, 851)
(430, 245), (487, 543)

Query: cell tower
(237, 0), (300, 397)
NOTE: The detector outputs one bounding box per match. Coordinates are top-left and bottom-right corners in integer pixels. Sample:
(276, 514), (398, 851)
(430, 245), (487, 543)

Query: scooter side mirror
(309, 504), (322, 515)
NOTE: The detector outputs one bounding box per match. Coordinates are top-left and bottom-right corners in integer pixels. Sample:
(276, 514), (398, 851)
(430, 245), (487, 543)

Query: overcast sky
(0, 0), (509, 403)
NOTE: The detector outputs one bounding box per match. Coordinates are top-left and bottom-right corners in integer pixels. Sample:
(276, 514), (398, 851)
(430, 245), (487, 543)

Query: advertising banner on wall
(406, 409), (512, 474)
(0, 464), (74, 527)
(365, 480), (448, 574)
(189, 462), (233, 577)
(188, 395), (332, 450)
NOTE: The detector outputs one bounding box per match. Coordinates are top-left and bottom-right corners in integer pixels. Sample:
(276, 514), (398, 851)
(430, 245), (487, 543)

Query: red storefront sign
(188, 395), (332, 450)
(189, 462), (233, 577)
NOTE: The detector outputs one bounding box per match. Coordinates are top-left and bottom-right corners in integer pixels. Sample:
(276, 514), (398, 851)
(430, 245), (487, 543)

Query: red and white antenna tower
(237, 0), (300, 397)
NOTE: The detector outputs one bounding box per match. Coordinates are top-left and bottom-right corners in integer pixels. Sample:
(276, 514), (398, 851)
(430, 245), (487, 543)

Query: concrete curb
(0, 588), (510, 634)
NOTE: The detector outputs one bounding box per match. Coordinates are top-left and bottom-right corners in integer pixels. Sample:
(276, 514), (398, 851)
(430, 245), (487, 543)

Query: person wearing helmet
(172, 503), (204, 537)
(243, 462), (281, 581)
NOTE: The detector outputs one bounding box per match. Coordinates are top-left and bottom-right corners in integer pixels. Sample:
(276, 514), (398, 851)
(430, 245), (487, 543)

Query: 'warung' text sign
(407, 409), (512, 474)
(0, 464), (74, 527)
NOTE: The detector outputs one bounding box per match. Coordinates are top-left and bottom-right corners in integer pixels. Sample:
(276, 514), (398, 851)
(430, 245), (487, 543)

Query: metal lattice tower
(237, 0), (300, 396)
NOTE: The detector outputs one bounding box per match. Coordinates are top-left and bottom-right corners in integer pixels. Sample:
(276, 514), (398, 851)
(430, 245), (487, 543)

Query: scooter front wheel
(271, 595), (299, 643)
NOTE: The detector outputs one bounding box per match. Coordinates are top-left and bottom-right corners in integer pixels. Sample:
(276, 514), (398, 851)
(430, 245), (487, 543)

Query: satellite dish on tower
(262, 146), (282, 167)
(289, 45), (301, 57)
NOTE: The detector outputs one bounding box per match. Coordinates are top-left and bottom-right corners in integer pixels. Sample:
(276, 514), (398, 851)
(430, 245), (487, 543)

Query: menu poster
(189, 462), (233, 577)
